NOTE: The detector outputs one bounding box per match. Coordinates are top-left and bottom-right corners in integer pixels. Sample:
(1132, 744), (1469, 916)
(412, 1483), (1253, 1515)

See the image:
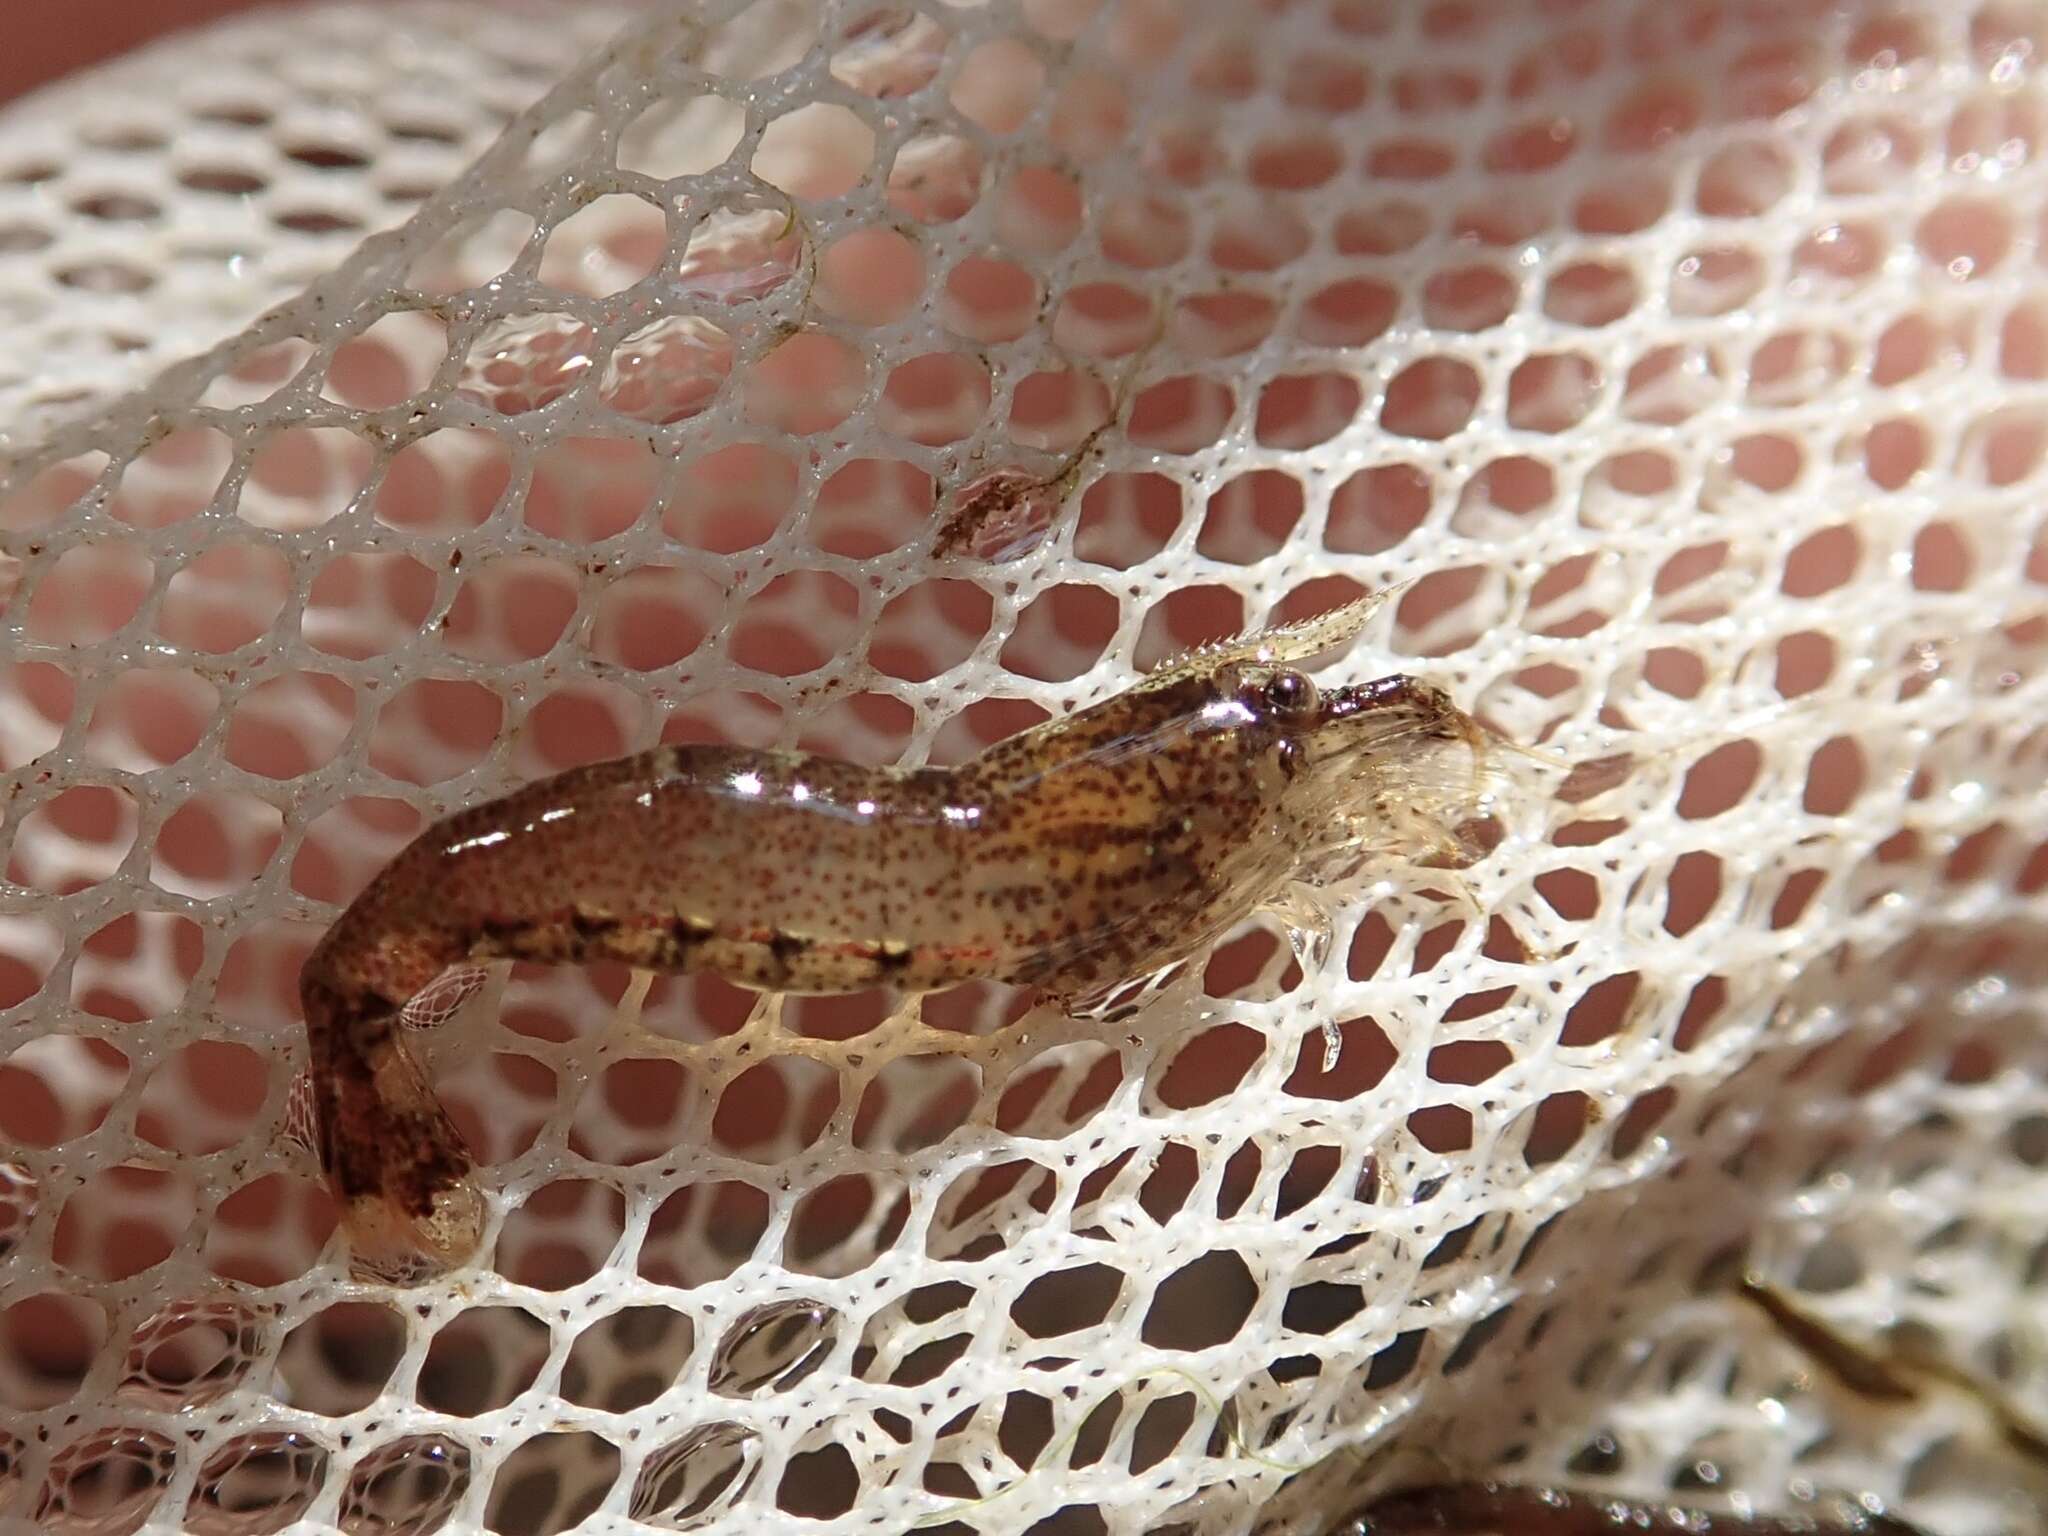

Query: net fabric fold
(0, 1), (2046, 1533)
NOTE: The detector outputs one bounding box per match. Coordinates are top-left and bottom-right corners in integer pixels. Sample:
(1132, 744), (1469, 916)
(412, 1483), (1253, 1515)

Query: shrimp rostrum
(301, 591), (1505, 1274)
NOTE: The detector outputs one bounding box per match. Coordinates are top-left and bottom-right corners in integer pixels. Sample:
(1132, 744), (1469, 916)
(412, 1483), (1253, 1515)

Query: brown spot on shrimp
(300, 587), (1516, 1277)
(767, 929), (811, 977)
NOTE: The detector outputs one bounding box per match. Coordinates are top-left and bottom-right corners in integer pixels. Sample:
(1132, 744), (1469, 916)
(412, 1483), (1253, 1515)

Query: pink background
(4, 3), (331, 105)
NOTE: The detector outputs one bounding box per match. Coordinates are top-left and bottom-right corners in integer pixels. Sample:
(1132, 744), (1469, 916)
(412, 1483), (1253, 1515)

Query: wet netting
(1, 1), (2046, 1533)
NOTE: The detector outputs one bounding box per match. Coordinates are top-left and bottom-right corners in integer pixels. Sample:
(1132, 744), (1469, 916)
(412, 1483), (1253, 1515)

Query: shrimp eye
(1262, 669), (1316, 715)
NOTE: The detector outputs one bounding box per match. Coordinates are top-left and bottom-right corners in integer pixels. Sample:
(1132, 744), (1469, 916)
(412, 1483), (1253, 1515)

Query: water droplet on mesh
(118, 1296), (269, 1408)
(280, 1070), (319, 1158)
(185, 1431), (328, 1536)
(399, 965), (487, 1029)
(708, 1298), (840, 1397)
(456, 313), (594, 414)
(37, 1426), (177, 1536)
(339, 1436), (470, 1536)
(628, 1422), (762, 1528)
(938, 469), (1059, 561)
(678, 203), (802, 302)
(600, 317), (735, 425)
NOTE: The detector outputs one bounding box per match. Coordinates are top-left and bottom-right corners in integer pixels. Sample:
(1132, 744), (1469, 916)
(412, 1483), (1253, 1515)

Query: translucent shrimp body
(302, 593), (1492, 1276)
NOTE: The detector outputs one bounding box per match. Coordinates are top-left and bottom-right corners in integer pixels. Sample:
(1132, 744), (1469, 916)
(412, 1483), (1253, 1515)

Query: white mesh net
(0, 1), (632, 453)
(1, 1), (2045, 1533)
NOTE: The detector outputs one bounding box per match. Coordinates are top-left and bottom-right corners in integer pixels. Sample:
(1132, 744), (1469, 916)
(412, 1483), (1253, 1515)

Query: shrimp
(1342, 1482), (1927, 1534)
(302, 591), (1502, 1276)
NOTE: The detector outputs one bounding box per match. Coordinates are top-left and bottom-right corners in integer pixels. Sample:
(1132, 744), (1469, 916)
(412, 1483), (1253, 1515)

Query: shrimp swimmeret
(301, 591), (1509, 1276)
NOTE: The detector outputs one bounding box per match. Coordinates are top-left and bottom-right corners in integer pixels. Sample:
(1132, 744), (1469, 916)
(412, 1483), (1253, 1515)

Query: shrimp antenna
(1248, 580), (1415, 666)
(1157, 580), (1415, 679)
